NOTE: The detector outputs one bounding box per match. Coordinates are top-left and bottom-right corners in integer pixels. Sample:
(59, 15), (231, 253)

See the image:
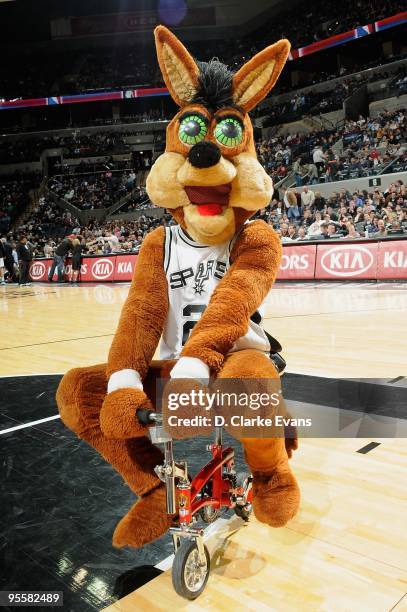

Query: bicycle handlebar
(137, 409), (162, 425)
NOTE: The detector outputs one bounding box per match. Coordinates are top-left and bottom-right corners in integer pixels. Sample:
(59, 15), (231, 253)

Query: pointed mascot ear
(154, 25), (200, 107)
(232, 39), (291, 112)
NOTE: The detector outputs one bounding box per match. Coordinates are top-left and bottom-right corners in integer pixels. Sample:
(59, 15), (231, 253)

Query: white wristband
(107, 369), (143, 394)
(170, 357), (210, 382)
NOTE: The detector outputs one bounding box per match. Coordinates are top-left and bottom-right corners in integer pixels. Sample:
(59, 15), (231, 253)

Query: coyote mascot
(57, 26), (300, 548)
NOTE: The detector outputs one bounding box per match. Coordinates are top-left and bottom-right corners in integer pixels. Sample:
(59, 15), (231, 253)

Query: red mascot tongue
(185, 185), (230, 216)
(197, 203), (223, 216)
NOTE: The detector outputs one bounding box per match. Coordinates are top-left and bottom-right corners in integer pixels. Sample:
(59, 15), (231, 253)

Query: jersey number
(182, 304), (206, 345)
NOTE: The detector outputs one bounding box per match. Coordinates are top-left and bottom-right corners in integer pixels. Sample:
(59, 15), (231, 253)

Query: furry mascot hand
(100, 388), (153, 439)
(162, 357), (213, 439)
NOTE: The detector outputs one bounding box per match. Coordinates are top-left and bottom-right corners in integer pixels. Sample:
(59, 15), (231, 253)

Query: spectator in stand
(307, 162), (319, 184)
(344, 222), (361, 239)
(279, 223), (291, 242)
(388, 221), (404, 236)
(293, 157), (303, 187)
(301, 186), (315, 208)
(319, 223), (330, 239)
(399, 209), (407, 230)
(313, 191), (326, 211)
(48, 235), (74, 283)
(307, 211), (324, 237)
(296, 226), (308, 241)
(44, 242), (54, 257)
(16, 235), (32, 286)
(0, 238), (6, 285)
(11, 241), (19, 280)
(96, 232), (120, 253)
(302, 208), (313, 228)
(284, 189), (300, 222)
(288, 224), (298, 240)
(373, 219), (388, 237)
(1, 235), (15, 283)
(312, 146), (326, 177)
(327, 222), (341, 238)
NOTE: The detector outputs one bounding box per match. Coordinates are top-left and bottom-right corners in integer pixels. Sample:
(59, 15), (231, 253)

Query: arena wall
(369, 93), (407, 116)
(292, 170), (407, 198)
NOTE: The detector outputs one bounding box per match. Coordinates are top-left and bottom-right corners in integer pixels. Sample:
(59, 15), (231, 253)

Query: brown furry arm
(181, 220), (282, 371)
(106, 227), (168, 380)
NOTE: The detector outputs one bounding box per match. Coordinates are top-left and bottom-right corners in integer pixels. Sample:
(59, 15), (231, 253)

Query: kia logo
(91, 258), (114, 280)
(320, 245), (374, 277)
(30, 261), (46, 280)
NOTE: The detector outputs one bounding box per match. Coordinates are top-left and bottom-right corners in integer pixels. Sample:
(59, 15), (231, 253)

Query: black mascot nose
(188, 141), (221, 168)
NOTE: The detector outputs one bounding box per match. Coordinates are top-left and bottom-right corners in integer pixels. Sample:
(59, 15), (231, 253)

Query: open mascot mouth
(184, 184), (231, 216)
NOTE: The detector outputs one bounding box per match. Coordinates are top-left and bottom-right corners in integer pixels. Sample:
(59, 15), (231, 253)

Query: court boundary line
(0, 333), (114, 351)
(0, 372), (64, 378)
(389, 593), (407, 612)
(0, 414), (61, 435)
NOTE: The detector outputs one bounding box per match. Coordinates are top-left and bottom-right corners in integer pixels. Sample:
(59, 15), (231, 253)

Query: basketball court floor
(1, 281), (406, 611)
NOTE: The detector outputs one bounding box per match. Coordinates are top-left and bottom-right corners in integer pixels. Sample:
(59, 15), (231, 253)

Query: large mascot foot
(113, 485), (175, 548)
(252, 467), (300, 528)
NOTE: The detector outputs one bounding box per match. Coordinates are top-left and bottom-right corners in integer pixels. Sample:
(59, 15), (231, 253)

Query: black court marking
(0, 333), (113, 351)
(356, 442), (381, 454)
(0, 374), (246, 610)
(389, 376), (405, 384)
(282, 374), (407, 420)
(0, 375), (63, 430)
(0, 373), (403, 608)
(389, 593), (407, 612)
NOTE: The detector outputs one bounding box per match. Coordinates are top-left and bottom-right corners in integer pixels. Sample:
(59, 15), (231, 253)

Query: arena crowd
(1, 0), (404, 100)
(257, 108), (406, 185)
(0, 178), (403, 280)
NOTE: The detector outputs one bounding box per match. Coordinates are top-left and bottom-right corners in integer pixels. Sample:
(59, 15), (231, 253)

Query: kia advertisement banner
(277, 245), (316, 280)
(29, 240), (407, 283)
(315, 242), (379, 279)
(30, 256), (116, 282)
(114, 254), (137, 281)
(81, 257), (116, 282)
(29, 260), (51, 282)
(377, 240), (407, 279)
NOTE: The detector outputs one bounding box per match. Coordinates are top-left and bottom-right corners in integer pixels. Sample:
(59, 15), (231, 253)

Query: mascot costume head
(147, 26), (290, 244)
(57, 26), (300, 551)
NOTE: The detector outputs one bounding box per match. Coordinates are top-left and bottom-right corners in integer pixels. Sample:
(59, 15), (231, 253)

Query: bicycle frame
(179, 426), (235, 526)
(152, 425), (234, 524)
(148, 417), (253, 566)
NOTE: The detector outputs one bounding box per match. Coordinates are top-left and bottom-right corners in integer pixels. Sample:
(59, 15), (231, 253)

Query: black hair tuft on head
(192, 59), (234, 111)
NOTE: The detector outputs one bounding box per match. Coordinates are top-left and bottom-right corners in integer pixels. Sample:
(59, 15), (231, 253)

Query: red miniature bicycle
(137, 408), (253, 599)
(137, 347), (286, 600)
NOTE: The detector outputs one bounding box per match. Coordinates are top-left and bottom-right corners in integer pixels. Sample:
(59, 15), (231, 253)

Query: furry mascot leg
(218, 350), (300, 527)
(56, 362), (175, 548)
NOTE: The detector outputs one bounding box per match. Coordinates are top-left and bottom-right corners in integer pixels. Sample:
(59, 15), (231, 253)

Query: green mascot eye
(179, 115), (208, 145)
(214, 117), (243, 147)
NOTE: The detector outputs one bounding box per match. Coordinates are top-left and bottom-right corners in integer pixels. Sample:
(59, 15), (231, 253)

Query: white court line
(0, 414), (60, 435)
(0, 372), (64, 378)
(0, 398), (240, 573)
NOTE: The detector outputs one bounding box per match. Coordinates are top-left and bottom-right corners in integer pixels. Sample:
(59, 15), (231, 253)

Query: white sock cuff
(107, 369), (143, 394)
(170, 357), (210, 380)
